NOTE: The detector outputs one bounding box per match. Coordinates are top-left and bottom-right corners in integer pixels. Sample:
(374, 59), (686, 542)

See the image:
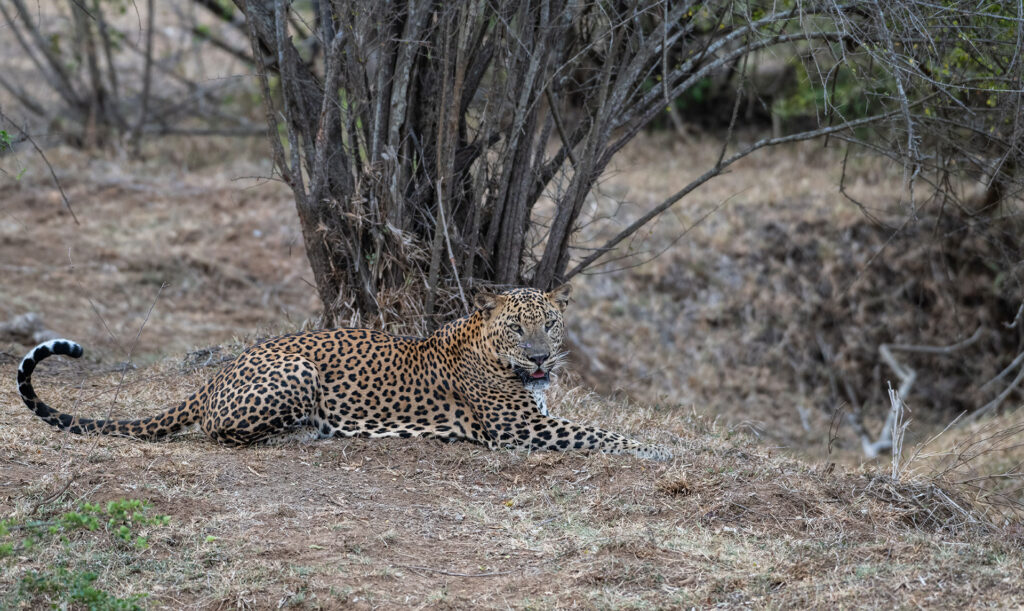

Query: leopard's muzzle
(515, 353), (551, 390)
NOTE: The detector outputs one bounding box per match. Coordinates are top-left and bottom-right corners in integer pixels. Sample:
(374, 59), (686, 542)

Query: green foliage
(215, 0), (235, 18)
(676, 77), (714, 111)
(19, 567), (147, 611)
(0, 129), (28, 179)
(835, 4), (1021, 167)
(102, 498), (171, 546)
(101, 0), (130, 16)
(2, 499), (169, 553)
(776, 62), (892, 122)
(1, 498), (169, 609)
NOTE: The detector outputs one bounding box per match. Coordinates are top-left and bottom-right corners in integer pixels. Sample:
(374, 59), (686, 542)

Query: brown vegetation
(2, 135), (1024, 607)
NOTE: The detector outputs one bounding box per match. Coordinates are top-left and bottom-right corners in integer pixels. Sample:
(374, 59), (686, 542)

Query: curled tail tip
(56, 339), (84, 359)
(31, 338), (83, 359)
(19, 338), (84, 375)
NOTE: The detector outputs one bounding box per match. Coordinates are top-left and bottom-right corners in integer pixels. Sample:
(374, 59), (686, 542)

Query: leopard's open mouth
(514, 366), (550, 388)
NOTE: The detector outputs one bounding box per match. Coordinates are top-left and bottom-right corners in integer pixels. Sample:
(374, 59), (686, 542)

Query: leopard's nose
(529, 354), (549, 367)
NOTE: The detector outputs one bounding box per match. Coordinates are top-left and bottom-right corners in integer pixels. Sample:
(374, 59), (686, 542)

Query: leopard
(16, 285), (672, 460)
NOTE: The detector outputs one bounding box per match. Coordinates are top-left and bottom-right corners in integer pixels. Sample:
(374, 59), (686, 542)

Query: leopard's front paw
(633, 444), (673, 461)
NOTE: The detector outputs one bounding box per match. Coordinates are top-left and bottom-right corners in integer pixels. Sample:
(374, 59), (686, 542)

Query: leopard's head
(474, 285), (571, 390)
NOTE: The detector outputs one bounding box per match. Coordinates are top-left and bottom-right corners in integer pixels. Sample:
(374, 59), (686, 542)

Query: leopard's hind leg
(200, 350), (323, 445)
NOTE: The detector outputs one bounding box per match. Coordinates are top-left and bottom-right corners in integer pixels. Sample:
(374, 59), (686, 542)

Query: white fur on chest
(531, 388), (549, 417)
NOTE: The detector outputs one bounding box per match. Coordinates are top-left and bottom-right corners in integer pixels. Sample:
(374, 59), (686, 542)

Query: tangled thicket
(233, 0), (1022, 331)
(640, 202), (1024, 434)
(757, 211), (1023, 416)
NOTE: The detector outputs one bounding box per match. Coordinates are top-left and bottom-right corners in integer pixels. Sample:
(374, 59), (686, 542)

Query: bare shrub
(231, 0), (1023, 345)
(0, 1), (261, 149)
(236, 1), (914, 328)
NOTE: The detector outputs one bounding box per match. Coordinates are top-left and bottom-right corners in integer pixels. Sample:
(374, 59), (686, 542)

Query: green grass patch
(1, 499), (170, 609)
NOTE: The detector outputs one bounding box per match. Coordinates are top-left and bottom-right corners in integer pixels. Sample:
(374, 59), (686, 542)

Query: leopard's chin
(525, 377), (550, 391)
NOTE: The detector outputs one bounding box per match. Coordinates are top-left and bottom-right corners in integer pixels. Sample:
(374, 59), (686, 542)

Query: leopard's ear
(474, 292), (506, 312)
(547, 283), (572, 312)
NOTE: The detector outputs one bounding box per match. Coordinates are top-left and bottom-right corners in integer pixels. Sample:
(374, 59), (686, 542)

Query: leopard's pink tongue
(531, 370), (546, 378)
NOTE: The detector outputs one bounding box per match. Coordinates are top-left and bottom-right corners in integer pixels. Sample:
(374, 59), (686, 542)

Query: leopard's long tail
(17, 339), (198, 440)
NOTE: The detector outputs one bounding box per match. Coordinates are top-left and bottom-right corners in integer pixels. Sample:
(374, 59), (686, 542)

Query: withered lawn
(2, 137), (1023, 608)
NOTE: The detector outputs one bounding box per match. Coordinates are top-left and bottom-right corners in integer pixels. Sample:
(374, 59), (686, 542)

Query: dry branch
(879, 327), (986, 401)
(0, 110), (79, 224)
(231, 0), (1024, 333)
(966, 363), (1024, 425)
(1, 0), (262, 150)
(565, 110), (899, 280)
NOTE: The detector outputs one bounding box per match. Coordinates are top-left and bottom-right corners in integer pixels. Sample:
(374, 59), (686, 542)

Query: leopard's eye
(545, 319), (557, 332)
(509, 323), (523, 335)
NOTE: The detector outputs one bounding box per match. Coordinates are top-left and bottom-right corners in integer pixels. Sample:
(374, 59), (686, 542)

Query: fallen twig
(391, 564), (516, 578)
(965, 363), (1024, 425)
(888, 384), (911, 480)
(858, 328), (983, 458)
(879, 326), (985, 400)
(27, 476), (76, 516)
(1006, 301), (1024, 329)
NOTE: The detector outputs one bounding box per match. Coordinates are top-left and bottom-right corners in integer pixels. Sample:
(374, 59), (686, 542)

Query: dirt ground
(0, 137), (315, 362)
(2, 364), (1021, 608)
(2, 136), (1024, 608)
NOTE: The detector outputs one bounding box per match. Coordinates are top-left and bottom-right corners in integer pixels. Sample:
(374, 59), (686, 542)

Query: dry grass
(2, 359), (1022, 608)
(2, 133), (1024, 607)
(905, 411), (1024, 526)
(0, 138), (315, 363)
(565, 131), (1023, 460)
